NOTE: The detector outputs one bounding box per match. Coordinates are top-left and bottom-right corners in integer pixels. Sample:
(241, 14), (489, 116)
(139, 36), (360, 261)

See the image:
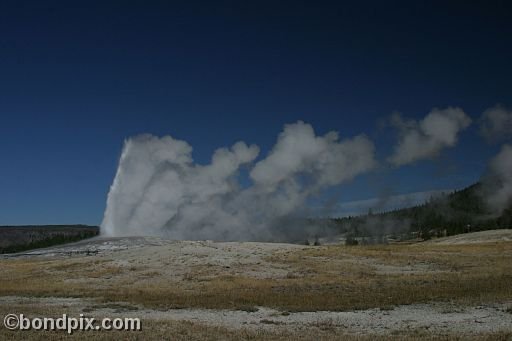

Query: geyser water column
(101, 134), (259, 237)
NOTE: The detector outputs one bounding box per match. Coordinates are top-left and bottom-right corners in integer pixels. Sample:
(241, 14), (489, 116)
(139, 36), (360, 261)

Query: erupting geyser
(101, 107), (478, 242)
(101, 121), (376, 241)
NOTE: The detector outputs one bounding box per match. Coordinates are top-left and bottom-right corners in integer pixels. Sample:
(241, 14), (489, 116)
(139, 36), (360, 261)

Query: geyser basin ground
(1, 231), (511, 339)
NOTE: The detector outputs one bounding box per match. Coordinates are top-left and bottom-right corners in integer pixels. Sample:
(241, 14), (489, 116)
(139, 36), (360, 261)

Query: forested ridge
(333, 183), (512, 240)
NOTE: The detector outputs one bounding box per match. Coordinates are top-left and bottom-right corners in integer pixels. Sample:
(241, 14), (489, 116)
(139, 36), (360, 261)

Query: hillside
(0, 225), (99, 253)
(333, 183), (512, 241)
(423, 229), (512, 245)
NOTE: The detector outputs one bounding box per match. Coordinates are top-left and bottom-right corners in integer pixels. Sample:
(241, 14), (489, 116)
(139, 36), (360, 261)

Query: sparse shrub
(345, 235), (358, 246)
(239, 306), (259, 313)
(421, 229), (432, 241)
(260, 319), (283, 325)
(312, 318), (336, 331)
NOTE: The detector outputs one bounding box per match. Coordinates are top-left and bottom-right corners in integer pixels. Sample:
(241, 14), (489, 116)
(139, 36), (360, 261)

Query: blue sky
(0, 1), (510, 225)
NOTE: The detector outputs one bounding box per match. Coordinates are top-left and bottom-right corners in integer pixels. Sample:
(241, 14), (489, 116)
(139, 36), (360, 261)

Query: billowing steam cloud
(388, 107), (472, 166)
(102, 121), (376, 241)
(479, 105), (512, 142)
(482, 144), (512, 214)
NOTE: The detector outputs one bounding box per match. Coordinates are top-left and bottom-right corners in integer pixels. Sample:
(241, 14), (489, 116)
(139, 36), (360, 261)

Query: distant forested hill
(0, 225), (99, 253)
(333, 183), (512, 240)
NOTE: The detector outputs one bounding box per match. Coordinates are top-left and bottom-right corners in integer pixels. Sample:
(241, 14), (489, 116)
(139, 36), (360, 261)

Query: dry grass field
(1, 230), (512, 340)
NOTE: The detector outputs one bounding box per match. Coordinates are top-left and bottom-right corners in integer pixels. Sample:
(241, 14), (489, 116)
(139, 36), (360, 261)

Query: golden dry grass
(1, 241), (512, 339)
(0, 241), (511, 313)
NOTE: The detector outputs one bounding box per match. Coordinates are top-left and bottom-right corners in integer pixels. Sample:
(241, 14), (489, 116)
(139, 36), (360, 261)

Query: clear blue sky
(0, 1), (510, 225)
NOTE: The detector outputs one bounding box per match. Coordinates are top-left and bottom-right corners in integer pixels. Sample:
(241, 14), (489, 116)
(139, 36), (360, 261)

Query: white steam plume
(479, 105), (512, 142)
(101, 121), (376, 240)
(483, 144), (512, 213)
(388, 107), (472, 166)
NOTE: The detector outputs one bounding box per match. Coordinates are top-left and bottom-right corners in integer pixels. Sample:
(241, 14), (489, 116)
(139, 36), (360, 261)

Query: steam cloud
(101, 107), (509, 241)
(388, 107), (472, 166)
(479, 105), (512, 213)
(479, 105), (512, 142)
(483, 144), (512, 214)
(101, 121), (376, 240)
